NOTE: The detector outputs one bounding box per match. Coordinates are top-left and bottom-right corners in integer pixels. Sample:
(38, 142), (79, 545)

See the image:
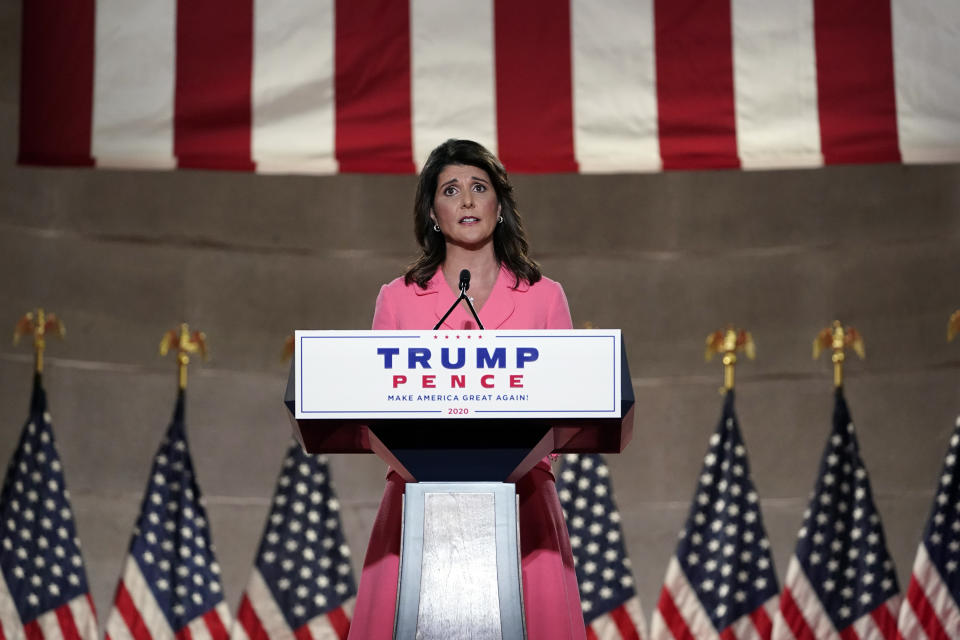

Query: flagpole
(948, 309), (960, 343)
(705, 326), (755, 391)
(812, 320), (864, 387)
(13, 308), (66, 375)
(159, 322), (208, 390)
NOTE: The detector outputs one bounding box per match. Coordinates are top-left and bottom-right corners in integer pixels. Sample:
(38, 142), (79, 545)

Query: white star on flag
(896, 415), (960, 638)
(651, 391), (779, 639)
(231, 444), (355, 640)
(0, 375), (98, 640)
(105, 391), (231, 640)
(556, 453), (647, 639)
(772, 388), (900, 639)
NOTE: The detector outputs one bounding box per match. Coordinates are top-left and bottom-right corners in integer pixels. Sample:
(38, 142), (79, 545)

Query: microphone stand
(434, 283), (485, 330)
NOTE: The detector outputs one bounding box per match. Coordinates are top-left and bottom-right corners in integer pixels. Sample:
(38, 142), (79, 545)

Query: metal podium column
(393, 482), (526, 640)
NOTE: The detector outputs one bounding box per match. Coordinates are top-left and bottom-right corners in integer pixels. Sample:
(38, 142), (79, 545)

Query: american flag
(231, 444), (355, 640)
(896, 415), (960, 638)
(105, 391), (232, 640)
(772, 388), (901, 639)
(0, 374), (98, 640)
(17, 1), (960, 174)
(555, 453), (648, 640)
(650, 391), (779, 639)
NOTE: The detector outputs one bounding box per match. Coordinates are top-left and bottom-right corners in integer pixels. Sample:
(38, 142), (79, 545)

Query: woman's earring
(433, 223), (441, 232)
(497, 215), (504, 224)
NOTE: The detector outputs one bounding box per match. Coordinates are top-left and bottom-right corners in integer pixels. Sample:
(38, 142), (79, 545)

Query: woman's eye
(443, 186), (458, 196)
(472, 184), (486, 192)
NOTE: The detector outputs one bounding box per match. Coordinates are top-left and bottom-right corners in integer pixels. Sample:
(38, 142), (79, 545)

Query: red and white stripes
(230, 570), (352, 640)
(585, 596), (648, 640)
(896, 545), (960, 640)
(0, 572), (98, 640)
(650, 558), (776, 639)
(19, 0), (960, 173)
(105, 558), (231, 640)
(772, 558), (901, 640)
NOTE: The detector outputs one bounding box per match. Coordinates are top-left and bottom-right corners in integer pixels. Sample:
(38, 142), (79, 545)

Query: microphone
(433, 268), (485, 330)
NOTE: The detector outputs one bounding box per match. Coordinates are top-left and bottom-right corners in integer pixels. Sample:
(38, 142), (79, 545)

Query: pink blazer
(350, 265), (587, 640)
(372, 264), (573, 331)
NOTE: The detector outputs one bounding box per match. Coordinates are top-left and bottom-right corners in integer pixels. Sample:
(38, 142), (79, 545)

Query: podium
(285, 330), (634, 639)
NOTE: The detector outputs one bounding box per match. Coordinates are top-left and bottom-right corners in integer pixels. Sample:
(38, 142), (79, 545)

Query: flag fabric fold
(772, 388), (901, 640)
(650, 390), (779, 639)
(230, 444), (355, 640)
(555, 453), (648, 640)
(0, 374), (99, 640)
(895, 415), (960, 639)
(105, 390), (231, 640)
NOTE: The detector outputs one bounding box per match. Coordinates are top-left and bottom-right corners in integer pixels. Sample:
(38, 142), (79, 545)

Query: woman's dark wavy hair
(405, 139), (542, 289)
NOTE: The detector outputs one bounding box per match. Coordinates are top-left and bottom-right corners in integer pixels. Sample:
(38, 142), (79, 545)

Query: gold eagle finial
(159, 323), (208, 389)
(13, 308), (65, 374)
(705, 327), (755, 391)
(813, 321), (864, 387)
(949, 310), (960, 343)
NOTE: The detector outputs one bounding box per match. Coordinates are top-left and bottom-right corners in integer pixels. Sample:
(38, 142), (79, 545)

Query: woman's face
(431, 163), (501, 251)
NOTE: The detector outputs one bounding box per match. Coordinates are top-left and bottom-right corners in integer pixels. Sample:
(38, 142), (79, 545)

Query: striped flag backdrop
(650, 391), (779, 639)
(105, 392), (232, 640)
(896, 415), (960, 638)
(231, 445), (355, 640)
(771, 389), (901, 640)
(555, 453), (648, 640)
(0, 375), (98, 640)
(18, 0), (960, 174)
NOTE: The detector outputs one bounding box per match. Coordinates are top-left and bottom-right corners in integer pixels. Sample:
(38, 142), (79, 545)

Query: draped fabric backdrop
(18, 0), (960, 174)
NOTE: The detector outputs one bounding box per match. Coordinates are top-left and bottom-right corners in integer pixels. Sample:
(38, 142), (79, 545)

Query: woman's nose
(462, 191), (474, 207)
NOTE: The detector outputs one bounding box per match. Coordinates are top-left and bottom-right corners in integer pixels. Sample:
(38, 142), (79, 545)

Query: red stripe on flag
(778, 588), (817, 640)
(493, 0), (577, 173)
(326, 607), (351, 640)
(202, 610), (229, 640)
(656, 587), (695, 640)
(812, 0), (900, 164)
(749, 605), (773, 638)
(0, 615), (7, 640)
(610, 604), (640, 640)
(839, 627), (860, 640)
(237, 596), (269, 640)
(293, 624), (313, 640)
(174, 625), (192, 640)
(869, 602), (898, 640)
(24, 620), (43, 640)
(653, 0), (739, 170)
(86, 593), (98, 621)
(334, 0), (415, 173)
(18, 0), (94, 166)
(174, 0), (255, 170)
(585, 627), (599, 640)
(115, 582), (155, 640)
(905, 577), (950, 640)
(55, 603), (82, 640)
(719, 628), (736, 640)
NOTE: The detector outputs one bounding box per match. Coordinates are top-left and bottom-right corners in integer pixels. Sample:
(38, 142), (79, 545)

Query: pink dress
(347, 266), (586, 640)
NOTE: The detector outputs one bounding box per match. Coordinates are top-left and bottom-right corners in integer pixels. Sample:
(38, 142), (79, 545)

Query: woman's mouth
(459, 216), (480, 224)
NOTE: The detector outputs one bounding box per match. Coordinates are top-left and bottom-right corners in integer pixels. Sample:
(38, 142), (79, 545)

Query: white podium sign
(294, 329), (622, 419)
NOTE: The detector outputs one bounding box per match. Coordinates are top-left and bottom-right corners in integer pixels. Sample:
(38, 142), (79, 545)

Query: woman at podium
(348, 139), (586, 639)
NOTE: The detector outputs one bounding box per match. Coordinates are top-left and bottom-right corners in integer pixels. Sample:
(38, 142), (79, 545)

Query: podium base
(395, 482), (526, 640)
